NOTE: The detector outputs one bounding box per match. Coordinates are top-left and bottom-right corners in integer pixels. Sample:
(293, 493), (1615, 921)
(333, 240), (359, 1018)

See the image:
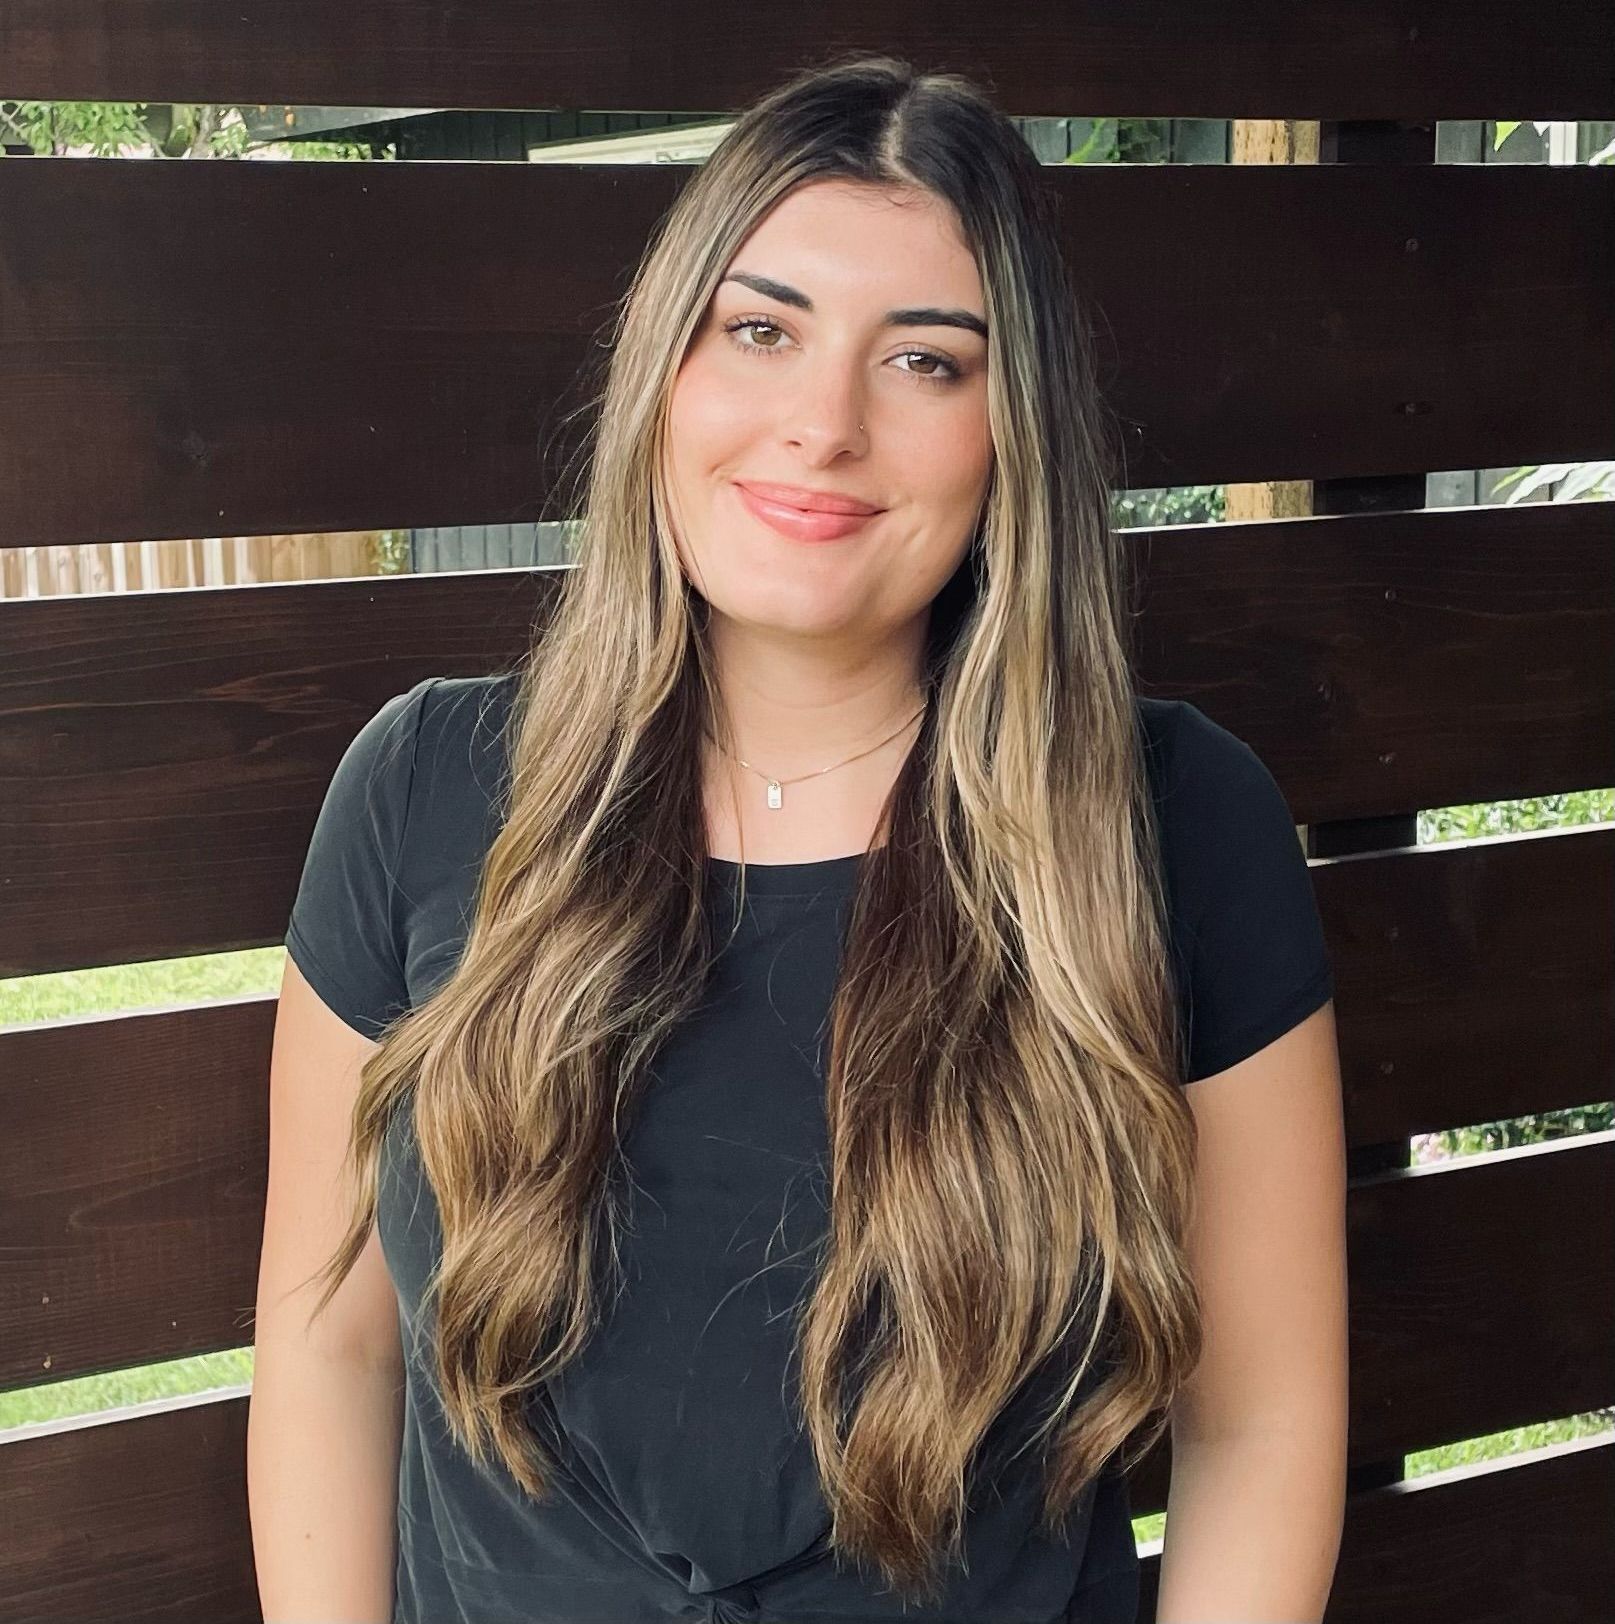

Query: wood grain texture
(1, 160), (1610, 548)
(1, 0), (1609, 118)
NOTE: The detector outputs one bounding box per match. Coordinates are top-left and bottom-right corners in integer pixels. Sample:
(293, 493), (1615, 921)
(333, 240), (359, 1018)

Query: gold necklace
(712, 698), (928, 810)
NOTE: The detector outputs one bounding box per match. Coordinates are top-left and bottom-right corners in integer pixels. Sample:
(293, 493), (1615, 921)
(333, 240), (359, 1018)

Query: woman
(264, 50), (1346, 1624)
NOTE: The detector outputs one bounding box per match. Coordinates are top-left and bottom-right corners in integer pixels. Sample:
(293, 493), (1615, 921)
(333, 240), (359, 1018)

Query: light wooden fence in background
(0, 532), (382, 597)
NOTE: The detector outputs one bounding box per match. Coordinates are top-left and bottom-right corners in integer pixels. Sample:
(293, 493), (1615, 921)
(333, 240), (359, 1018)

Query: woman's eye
(720, 317), (962, 387)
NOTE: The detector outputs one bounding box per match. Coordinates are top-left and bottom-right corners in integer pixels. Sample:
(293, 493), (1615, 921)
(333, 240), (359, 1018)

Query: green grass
(0, 943), (285, 1027)
(0, 1347), (256, 1431)
(1404, 1410), (1615, 1476)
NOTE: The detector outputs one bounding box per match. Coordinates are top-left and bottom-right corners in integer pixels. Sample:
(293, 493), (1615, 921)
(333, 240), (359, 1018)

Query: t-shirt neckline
(704, 850), (866, 897)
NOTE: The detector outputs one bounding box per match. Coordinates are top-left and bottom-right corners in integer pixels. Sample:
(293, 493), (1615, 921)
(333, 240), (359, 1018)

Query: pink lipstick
(733, 481), (883, 543)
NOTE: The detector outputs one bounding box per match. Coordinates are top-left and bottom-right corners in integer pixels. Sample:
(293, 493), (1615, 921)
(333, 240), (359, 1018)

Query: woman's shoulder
(415, 669), (522, 776)
(1134, 695), (1333, 1080)
(1132, 690), (1312, 934)
(401, 670), (524, 850)
(1134, 693), (1280, 819)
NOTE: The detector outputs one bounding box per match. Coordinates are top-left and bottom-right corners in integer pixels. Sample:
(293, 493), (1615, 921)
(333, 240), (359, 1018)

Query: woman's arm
(248, 1335), (405, 1623)
(249, 958), (408, 1622)
(1155, 1001), (1349, 1622)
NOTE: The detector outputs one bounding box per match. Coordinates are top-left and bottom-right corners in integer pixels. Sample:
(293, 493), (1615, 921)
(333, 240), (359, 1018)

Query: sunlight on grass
(1406, 1410), (1615, 1476)
(0, 944), (286, 1028)
(0, 1347), (256, 1431)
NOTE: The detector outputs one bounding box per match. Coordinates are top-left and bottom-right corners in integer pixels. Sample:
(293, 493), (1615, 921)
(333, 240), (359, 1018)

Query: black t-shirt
(283, 673), (1334, 1624)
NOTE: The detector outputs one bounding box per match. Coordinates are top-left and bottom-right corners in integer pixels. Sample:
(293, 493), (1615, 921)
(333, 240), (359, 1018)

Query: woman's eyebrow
(720, 270), (989, 339)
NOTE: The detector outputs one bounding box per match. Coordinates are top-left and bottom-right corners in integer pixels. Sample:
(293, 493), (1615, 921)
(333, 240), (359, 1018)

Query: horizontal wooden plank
(1, 159), (1610, 548)
(5, 979), (1609, 1459)
(0, 568), (556, 975)
(0, 1000), (275, 1394)
(2, 1), (1609, 119)
(1128, 499), (1614, 820)
(0, 1391), (259, 1624)
(2, 499), (1609, 977)
(1316, 1434), (1614, 1624)
(1319, 828), (1615, 1147)
(1345, 1135), (1615, 1455)
(1, 1390), (1606, 1623)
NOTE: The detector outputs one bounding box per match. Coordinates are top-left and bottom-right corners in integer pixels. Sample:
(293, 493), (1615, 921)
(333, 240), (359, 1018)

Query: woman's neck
(701, 700), (925, 865)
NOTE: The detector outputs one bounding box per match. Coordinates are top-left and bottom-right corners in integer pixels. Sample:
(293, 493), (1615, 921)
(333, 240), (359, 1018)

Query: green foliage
(1420, 787), (1613, 844)
(0, 100), (380, 160)
(374, 528), (413, 574)
(1112, 485), (1225, 529)
(1061, 118), (1119, 165)
(1053, 116), (1176, 168)
(1, 99), (156, 155)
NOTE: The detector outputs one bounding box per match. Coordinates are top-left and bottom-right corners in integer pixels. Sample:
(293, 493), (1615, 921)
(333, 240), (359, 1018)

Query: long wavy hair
(306, 50), (1200, 1605)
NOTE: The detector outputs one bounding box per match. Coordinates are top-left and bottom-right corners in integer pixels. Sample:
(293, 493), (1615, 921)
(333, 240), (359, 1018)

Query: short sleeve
(1168, 703), (1335, 1083)
(284, 678), (437, 1039)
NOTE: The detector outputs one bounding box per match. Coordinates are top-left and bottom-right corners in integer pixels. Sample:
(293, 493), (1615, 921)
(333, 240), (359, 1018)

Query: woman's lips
(733, 481), (882, 543)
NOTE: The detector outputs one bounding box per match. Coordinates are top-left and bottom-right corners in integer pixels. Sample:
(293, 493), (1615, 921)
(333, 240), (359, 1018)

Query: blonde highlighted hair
(308, 50), (1199, 1605)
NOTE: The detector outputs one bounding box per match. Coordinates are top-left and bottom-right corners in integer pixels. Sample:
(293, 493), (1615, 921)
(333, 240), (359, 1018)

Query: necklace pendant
(765, 779), (783, 810)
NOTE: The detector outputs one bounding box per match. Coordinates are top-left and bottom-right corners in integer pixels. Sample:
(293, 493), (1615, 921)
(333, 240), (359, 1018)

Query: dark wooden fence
(2, 4), (1612, 1620)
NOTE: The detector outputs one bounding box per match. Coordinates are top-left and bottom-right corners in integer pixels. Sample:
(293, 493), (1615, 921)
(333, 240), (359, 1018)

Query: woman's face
(665, 179), (992, 644)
